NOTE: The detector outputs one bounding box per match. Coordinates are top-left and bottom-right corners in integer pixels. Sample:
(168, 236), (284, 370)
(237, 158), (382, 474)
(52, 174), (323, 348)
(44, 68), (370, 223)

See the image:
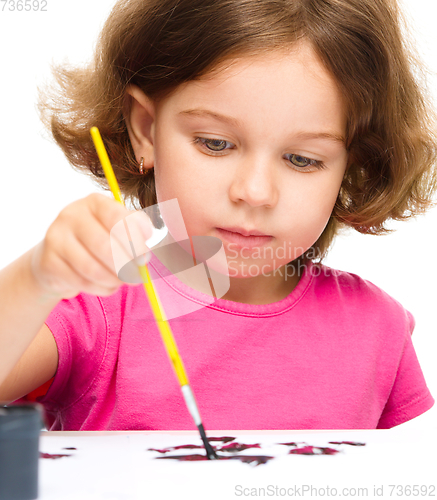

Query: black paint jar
(0, 404), (43, 500)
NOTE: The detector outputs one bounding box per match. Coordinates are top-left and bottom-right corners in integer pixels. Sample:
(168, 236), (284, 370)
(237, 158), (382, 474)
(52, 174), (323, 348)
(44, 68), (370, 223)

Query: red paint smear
(289, 446), (339, 455)
(148, 436), (238, 454)
(208, 436), (236, 443)
(150, 439), (354, 465)
(157, 453), (207, 461)
(149, 444), (204, 453)
(149, 441), (260, 455)
(219, 442), (261, 452)
(39, 452), (71, 459)
(150, 441), (269, 465)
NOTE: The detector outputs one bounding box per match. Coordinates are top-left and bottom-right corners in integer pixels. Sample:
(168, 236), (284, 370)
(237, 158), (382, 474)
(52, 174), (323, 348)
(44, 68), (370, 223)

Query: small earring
(139, 157), (144, 174)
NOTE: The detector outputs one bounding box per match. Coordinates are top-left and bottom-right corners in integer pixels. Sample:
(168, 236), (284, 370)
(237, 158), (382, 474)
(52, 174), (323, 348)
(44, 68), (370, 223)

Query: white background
(0, 0), (436, 428)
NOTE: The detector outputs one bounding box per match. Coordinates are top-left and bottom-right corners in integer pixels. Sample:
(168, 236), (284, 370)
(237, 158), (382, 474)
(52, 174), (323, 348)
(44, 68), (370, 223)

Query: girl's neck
(220, 264), (301, 305)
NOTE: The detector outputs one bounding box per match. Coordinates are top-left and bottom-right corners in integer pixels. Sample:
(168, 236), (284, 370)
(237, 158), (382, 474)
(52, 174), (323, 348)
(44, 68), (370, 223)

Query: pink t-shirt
(40, 257), (434, 430)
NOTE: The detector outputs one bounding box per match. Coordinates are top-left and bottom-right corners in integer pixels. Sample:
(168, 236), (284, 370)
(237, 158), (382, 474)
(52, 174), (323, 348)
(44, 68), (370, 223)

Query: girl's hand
(29, 193), (153, 300)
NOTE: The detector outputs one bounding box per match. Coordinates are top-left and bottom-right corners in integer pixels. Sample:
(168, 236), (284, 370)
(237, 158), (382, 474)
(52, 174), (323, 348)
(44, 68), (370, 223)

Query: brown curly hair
(38, 0), (437, 262)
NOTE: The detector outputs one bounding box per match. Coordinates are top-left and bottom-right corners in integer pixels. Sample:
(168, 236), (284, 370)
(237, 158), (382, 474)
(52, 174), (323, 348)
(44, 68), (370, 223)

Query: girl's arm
(0, 249), (60, 403)
(0, 193), (151, 402)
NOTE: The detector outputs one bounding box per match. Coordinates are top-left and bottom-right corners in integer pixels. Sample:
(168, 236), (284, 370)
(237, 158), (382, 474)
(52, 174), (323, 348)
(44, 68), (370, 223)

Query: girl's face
(127, 41), (348, 301)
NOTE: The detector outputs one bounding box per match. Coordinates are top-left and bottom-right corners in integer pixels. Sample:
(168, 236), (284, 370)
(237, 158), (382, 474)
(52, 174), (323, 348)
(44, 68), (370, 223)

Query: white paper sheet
(37, 429), (437, 500)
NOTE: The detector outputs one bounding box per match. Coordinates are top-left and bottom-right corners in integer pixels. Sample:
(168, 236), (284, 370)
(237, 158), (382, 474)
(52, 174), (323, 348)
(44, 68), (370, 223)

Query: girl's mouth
(216, 227), (273, 248)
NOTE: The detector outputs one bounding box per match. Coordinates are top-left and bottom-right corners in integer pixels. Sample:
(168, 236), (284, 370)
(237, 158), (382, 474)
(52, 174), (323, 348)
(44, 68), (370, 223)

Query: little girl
(0, 0), (436, 430)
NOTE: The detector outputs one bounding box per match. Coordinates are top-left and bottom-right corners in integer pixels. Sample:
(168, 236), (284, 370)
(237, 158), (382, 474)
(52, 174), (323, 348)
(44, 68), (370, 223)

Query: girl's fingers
(59, 231), (124, 289)
(73, 211), (132, 280)
(54, 252), (122, 298)
(122, 210), (154, 256)
(87, 194), (153, 274)
(34, 193), (156, 298)
(32, 240), (120, 299)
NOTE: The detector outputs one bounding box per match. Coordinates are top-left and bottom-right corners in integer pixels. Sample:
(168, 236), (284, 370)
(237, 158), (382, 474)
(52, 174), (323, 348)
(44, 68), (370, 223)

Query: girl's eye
(194, 137), (234, 152)
(285, 154), (326, 170)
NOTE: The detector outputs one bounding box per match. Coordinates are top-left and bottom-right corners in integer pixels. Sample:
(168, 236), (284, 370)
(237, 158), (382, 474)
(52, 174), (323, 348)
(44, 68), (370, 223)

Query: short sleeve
(377, 312), (434, 428)
(39, 293), (108, 419)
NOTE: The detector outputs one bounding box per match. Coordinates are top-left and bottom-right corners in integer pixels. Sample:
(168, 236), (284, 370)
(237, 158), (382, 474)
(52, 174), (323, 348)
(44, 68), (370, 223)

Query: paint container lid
(0, 404), (43, 500)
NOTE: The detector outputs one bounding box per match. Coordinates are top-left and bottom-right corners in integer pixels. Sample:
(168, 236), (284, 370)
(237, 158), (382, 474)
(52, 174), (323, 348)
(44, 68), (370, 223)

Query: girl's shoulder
(309, 261), (414, 329)
(45, 282), (147, 362)
(42, 282), (146, 417)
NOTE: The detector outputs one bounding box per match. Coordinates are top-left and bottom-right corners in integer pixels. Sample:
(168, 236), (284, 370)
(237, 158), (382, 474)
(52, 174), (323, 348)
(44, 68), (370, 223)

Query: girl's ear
(124, 85), (156, 171)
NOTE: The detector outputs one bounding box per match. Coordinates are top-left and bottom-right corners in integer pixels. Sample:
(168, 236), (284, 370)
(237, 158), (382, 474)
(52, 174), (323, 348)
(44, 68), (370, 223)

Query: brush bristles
(197, 423), (218, 460)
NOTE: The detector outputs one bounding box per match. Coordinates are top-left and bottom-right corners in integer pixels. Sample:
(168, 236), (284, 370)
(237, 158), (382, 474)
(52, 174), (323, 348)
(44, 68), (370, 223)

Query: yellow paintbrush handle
(90, 126), (189, 387)
(90, 127), (124, 204)
(138, 264), (189, 386)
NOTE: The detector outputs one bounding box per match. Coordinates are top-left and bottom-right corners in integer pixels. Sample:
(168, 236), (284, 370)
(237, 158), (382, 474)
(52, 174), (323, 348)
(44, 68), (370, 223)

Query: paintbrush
(90, 127), (217, 460)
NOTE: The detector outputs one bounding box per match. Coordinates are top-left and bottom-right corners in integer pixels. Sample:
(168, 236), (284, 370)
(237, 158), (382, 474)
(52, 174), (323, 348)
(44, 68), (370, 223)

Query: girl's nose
(228, 157), (279, 208)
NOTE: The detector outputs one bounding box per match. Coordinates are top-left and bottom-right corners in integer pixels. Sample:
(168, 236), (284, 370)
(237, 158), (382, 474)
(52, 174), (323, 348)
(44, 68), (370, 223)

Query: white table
(38, 429), (437, 500)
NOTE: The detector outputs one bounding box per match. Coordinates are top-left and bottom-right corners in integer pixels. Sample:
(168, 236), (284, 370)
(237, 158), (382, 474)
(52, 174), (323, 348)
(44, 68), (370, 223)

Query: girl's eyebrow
(294, 131), (345, 145)
(178, 108), (345, 145)
(178, 108), (242, 129)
